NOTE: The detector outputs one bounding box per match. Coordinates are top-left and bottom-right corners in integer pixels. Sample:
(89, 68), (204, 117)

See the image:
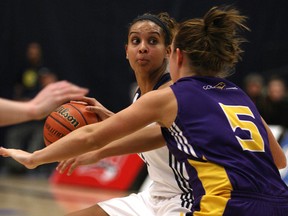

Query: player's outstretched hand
(57, 151), (101, 176)
(0, 147), (37, 169)
(30, 80), (89, 120)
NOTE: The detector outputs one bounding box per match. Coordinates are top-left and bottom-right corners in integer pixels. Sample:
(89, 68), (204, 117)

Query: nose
(138, 41), (148, 54)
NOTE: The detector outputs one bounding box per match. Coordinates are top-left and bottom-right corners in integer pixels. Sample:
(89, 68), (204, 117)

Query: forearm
(30, 124), (99, 166)
(97, 124), (165, 160)
(0, 98), (35, 126)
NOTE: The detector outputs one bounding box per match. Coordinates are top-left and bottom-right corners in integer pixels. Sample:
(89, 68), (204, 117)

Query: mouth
(137, 58), (149, 64)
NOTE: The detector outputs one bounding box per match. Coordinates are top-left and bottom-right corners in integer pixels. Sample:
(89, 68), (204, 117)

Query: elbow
(275, 151), (287, 170)
(277, 158), (287, 170)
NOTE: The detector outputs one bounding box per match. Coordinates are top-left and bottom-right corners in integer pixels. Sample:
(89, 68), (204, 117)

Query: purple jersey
(161, 76), (288, 215)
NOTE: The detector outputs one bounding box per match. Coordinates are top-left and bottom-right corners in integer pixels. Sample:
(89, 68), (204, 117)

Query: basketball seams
(49, 114), (73, 132)
(43, 114), (72, 146)
(68, 103), (88, 125)
(43, 102), (98, 146)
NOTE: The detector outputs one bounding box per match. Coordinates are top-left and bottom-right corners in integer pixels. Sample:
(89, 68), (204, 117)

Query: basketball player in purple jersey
(1, 6), (288, 216)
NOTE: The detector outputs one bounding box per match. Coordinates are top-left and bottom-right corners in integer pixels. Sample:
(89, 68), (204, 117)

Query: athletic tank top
(161, 76), (288, 211)
(133, 73), (193, 209)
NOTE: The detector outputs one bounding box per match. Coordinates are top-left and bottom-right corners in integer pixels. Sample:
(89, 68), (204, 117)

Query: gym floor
(0, 175), (128, 216)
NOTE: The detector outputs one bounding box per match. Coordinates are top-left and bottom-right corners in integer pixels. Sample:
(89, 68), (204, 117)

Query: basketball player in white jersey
(56, 12), (193, 216)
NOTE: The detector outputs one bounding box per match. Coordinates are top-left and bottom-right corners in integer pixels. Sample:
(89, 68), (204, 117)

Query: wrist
(26, 101), (41, 120)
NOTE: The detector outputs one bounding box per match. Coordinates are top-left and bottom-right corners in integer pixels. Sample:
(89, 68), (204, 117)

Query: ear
(176, 48), (183, 66)
(165, 45), (171, 58)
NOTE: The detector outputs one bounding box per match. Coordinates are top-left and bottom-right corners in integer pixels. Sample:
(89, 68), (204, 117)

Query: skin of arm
(57, 124), (165, 175)
(0, 81), (88, 126)
(0, 98), (33, 126)
(56, 81), (173, 175)
(262, 118), (287, 169)
(0, 87), (177, 169)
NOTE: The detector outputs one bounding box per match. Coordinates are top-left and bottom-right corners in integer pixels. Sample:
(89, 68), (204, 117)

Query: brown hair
(173, 6), (250, 77)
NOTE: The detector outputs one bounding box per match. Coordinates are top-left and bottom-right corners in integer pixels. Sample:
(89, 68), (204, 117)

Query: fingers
(50, 81), (88, 94)
(57, 159), (73, 174)
(0, 147), (10, 157)
(77, 97), (100, 106)
(49, 81), (89, 102)
(57, 158), (79, 176)
(60, 87), (89, 101)
(85, 106), (102, 113)
(56, 161), (65, 173)
(0, 148), (36, 169)
(67, 163), (78, 176)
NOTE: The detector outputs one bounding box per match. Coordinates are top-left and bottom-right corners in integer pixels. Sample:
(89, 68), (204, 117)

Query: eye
(130, 37), (140, 45)
(149, 37), (158, 45)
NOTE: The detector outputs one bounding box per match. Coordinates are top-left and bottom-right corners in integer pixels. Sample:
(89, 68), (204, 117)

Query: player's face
(126, 21), (168, 76)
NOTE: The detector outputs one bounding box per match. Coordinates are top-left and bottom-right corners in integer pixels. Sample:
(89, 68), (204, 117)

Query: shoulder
(143, 87), (177, 127)
(158, 80), (173, 90)
(130, 88), (174, 113)
(141, 87), (174, 105)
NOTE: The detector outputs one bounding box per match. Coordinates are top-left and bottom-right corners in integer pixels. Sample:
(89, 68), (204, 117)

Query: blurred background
(1, 0), (287, 109)
(1, 0), (288, 173)
(0, 1), (288, 214)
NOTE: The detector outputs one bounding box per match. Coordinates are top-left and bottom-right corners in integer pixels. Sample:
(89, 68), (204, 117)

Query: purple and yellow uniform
(161, 76), (288, 216)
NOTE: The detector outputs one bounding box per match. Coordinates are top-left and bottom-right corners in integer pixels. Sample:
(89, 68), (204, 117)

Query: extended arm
(0, 87), (176, 169)
(0, 81), (88, 126)
(57, 124), (165, 175)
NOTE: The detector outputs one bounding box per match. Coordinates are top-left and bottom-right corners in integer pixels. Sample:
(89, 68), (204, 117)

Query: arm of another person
(57, 81), (173, 174)
(0, 81), (88, 126)
(57, 124), (165, 175)
(0, 87), (177, 169)
(262, 118), (287, 169)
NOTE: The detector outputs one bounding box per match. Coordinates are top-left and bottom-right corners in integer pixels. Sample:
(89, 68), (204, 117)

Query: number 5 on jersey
(219, 103), (264, 152)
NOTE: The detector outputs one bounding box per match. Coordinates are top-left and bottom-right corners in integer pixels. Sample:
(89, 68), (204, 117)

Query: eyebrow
(129, 31), (161, 37)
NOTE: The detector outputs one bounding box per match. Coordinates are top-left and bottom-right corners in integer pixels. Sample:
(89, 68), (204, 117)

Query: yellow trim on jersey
(188, 159), (232, 216)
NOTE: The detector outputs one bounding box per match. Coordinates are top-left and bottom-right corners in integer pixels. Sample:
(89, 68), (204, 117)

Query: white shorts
(98, 190), (191, 216)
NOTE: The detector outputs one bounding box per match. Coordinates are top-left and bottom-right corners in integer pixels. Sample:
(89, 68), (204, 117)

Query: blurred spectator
(13, 42), (55, 99)
(3, 42), (58, 176)
(243, 73), (266, 115)
(262, 75), (288, 129)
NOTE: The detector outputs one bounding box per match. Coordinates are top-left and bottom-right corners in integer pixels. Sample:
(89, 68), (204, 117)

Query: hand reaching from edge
(30, 80), (89, 120)
(0, 147), (38, 169)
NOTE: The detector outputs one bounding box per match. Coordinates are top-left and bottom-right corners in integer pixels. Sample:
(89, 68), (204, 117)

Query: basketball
(43, 101), (99, 146)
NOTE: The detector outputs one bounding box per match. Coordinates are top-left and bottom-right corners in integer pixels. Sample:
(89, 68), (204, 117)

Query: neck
(135, 69), (167, 95)
(178, 64), (197, 79)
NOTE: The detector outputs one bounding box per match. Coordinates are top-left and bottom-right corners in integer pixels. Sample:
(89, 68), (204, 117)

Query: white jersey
(99, 74), (193, 215)
(133, 73), (193, 209)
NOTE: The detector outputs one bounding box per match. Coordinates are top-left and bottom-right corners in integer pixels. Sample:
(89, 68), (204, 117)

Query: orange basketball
(43, 101), (99, 146)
